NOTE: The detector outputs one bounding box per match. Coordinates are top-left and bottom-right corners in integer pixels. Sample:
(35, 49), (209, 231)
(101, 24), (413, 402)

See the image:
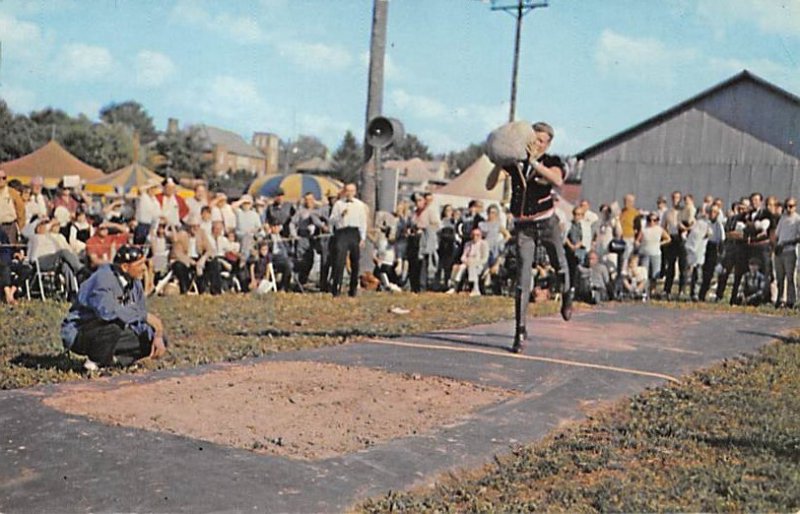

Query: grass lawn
(359, 331), (800, 513)
(1, 292), (539, 390)
(4, 293), (798, 511)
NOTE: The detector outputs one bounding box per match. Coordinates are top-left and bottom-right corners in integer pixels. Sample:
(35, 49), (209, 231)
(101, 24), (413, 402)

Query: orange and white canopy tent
(85, 163), (193, 198)
(432, 154), (504, 209)
(0, 140), (105, 187)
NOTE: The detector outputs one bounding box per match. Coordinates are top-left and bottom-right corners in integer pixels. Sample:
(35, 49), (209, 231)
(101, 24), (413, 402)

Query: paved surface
(0, 304), (796, 513)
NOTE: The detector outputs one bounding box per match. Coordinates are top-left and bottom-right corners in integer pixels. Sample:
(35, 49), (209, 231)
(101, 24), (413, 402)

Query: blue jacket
(61, 264), (152, 349)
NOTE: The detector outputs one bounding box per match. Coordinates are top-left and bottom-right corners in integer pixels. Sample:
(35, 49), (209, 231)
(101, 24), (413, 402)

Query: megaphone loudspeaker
(367, 117), (404, 149)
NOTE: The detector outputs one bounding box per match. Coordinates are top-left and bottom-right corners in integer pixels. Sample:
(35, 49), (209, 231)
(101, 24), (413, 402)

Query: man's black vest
(505, 154), (565, 219)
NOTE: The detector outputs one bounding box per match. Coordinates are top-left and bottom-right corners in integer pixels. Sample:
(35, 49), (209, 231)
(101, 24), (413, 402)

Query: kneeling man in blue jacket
(62, 245), (167, 370)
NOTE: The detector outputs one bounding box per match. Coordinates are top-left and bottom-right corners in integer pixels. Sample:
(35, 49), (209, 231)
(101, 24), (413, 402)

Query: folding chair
(255, 263), (278, 294)
(30, 257), (72, 301)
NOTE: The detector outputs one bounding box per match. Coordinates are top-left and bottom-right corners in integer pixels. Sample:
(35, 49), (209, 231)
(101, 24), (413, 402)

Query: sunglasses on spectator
(787, 203), (797, 208)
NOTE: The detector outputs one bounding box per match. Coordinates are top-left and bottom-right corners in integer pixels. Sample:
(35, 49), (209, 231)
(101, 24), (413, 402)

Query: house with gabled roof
(575, 70), (800, 209)
(193, 124), (270, 177)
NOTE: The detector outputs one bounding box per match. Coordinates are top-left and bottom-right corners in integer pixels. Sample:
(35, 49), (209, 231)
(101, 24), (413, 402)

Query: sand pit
(45, 361), (516, 460)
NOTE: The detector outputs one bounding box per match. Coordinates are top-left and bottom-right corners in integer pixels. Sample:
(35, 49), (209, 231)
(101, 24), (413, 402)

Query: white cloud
(56, 43), (115, 81)
(0, 84), (38, 113)
(278, 40), (353, 71)
(0, 12), (49, 62)
(390, 89), (448, 119)
(175, 75), (272, 124)
(170, 1), (266, 44)
(594, 30), (697, 84)
(360, 51), (402, 80)
(297, 114), (352, 146)
(135, 50), (176, 88)
(418, 130), (462, 155)
(696, 0), (800, 38)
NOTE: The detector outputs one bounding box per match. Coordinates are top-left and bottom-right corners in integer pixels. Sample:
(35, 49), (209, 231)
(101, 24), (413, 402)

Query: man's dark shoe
(511, 326), (527, 354)
(561, 287), (574, 321)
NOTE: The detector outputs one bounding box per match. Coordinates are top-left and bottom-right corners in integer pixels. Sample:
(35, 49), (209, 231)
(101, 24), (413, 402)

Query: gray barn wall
(581, 108), (800, 210)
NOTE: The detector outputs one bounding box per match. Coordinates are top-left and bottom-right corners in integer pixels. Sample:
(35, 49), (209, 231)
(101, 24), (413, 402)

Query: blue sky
(1, 0), (798, 157)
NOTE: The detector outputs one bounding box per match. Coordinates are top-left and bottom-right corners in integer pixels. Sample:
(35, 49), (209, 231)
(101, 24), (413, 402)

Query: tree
(0, 101), (48, 162)
(387, 133), (433, 160)
(154, 127), (212, 179)
(280, 135), (328, 173)
(100, 101), (158, 144)
(446, 142), (486, 177)
(60, 118), (134, 172)
(331, 130), (362, 184)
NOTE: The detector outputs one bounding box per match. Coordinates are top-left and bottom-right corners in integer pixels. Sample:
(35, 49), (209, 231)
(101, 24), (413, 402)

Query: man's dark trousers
(698, 240), (721, 301)
(662, 236), (687, 295)
(71, 319), (151, 366)
(331, 227), (360, 297)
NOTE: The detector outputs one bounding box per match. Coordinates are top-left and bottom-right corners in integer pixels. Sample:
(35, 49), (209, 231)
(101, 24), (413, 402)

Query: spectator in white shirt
(185, 183), (209, 223)
(234, 194), (262, 258)
(329, 183), (369, 297)
(134, 179), (163, 245)
(773, 197), (800, 308)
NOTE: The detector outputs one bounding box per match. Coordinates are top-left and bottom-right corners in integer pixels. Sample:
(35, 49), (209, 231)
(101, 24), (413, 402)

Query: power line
(476, 0), (550, 122)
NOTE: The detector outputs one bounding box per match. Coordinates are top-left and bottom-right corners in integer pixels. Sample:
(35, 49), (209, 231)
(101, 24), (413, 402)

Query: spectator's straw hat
(144, 178), (162, 192)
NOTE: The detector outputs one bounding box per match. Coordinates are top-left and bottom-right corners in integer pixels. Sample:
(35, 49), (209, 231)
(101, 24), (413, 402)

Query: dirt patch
(44, 361), (516, 460)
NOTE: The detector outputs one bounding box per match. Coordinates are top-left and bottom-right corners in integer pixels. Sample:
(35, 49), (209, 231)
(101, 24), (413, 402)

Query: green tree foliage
(155, 127), (212, 179)
(0, 103), (133, 172)
(387, 133), (433, 161)
(446, 142), (486, 177)
(99, 100), (158, 144)
(60, 119), (134, 172)
(0, 101), (47, 162)
(332, 130), (362, 184)
(281, 135), (328, 173)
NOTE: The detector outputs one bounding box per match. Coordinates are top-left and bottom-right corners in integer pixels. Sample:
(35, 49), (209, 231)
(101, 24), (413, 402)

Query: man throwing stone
(61, 245), (167, 370)
(487, 121), (573, 354)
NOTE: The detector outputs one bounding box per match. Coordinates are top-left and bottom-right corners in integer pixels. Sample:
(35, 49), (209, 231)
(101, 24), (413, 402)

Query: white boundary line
(368, 338), (681, 384)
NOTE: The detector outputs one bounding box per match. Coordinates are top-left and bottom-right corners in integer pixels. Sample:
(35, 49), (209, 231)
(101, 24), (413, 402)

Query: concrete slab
(0, 304), (796, 513)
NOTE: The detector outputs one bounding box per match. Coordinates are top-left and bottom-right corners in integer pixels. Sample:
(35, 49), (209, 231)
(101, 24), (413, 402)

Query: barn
(575, 70), (800, 210)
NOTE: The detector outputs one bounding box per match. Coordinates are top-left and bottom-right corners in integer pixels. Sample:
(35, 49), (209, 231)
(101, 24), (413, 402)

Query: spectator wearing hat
(0, 167), (25, 246)
(234, 194), (262, 259)
(27, 176), (50, 222)
(213, 193), (237, 234)
(134, 178), (163, 245)
(169, 214), (214, 294)
(266, 188), (295, 236)
(156, 178), (188, 228)
(61, 245), (167, 370)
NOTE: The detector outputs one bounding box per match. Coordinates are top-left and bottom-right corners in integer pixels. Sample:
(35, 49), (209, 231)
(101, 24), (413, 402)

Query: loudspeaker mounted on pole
(366, 117), (404, 149)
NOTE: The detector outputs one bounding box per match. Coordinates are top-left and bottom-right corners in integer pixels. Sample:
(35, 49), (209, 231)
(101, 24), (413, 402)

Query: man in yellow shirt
(619, 193), (640, 271)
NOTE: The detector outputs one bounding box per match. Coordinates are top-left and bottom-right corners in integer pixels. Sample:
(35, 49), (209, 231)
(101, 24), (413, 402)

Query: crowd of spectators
(1, 164), (798, 311)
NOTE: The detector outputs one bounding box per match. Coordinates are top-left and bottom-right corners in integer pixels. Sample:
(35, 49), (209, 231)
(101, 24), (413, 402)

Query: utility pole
(481, 0), (549, 122)
(362, 0), (389, 216)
